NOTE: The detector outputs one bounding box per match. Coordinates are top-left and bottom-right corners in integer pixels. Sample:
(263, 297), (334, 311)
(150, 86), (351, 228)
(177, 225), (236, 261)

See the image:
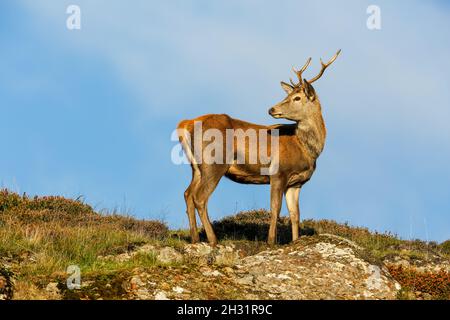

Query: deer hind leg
(192, 165), (228, 246)
(184, 167), (201, 243)
(285, 187), (300, 242)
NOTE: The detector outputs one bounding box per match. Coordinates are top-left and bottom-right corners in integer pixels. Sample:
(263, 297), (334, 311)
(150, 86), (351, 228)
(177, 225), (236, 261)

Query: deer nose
(268, 107), (275, 115)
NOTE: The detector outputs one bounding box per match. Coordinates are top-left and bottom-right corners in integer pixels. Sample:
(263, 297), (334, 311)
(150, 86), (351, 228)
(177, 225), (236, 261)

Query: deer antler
(289, 57), (312, 87)
(308, 49), (341, 84)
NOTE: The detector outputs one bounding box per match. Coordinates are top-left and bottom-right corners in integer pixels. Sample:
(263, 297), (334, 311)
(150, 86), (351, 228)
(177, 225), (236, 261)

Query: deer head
(269, 50), (341, 122)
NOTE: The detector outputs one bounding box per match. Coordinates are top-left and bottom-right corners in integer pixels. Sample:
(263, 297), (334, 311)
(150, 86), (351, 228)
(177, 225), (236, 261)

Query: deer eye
(294, 96), (301, 101)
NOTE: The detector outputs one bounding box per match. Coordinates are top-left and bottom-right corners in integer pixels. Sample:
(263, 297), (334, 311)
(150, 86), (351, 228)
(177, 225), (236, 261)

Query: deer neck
(295, 111), (326, 161)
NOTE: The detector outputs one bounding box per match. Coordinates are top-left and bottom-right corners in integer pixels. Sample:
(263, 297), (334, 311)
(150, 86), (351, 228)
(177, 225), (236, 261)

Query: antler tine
(289, 57), (312, 87)
(299, 57), (312, 74)
(308, 49), (341, 84)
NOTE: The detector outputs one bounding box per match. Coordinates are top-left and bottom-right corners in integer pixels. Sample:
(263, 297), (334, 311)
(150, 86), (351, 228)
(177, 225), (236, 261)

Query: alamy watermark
(66, 5), (81, 30)
(66, 265), (81, 290)
(367, 5), (382, 30)
(171, 121), (280, 175)
(63, 5), (381, 32)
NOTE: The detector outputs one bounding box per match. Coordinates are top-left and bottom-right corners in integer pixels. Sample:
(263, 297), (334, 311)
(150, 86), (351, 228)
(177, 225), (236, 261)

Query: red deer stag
(177, 50), (341, 245)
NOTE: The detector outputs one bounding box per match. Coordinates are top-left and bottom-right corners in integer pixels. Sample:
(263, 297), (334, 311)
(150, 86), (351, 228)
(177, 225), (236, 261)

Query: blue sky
(1, 1), (449, 242)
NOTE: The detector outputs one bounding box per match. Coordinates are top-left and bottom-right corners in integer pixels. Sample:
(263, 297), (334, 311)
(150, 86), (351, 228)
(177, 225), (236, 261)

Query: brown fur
(177, 52), (339, 245)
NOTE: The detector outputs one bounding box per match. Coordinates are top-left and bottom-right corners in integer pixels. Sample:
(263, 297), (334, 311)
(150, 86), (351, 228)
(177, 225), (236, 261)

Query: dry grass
(440, 240), (450, 255)
(201, 209), (315, 244)
(0, 189), (168, 289)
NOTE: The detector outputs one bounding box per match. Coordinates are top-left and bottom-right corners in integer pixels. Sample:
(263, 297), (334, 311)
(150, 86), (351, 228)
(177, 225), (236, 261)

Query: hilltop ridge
(0, 190), (449, 300)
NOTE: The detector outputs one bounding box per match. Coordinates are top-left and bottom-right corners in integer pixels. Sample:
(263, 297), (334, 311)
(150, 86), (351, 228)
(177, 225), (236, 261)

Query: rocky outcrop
(2, 235), (405, 300)
(232, 237), (399, 299)
(109, 236), (401, 300)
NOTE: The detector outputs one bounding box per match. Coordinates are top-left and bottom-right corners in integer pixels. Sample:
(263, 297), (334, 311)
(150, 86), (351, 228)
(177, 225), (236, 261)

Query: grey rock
(154, 290), (170, 300)
(45, 282), (60, 294)
(157, 247), (183, 264)
(235, 275), (254, 286)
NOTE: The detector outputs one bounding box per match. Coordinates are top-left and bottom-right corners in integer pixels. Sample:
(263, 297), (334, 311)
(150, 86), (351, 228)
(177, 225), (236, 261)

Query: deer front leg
(285, 187), (300, 241)
(268, 179), (285, 245)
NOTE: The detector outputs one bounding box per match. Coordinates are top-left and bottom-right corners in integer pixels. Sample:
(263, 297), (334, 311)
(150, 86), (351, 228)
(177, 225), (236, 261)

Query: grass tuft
(0, 189), (168, 293)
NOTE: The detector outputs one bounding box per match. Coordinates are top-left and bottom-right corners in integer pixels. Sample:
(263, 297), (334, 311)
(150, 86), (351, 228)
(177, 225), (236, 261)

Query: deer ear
(303, 79), (316, 101)
(280, 81), (294, 95)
